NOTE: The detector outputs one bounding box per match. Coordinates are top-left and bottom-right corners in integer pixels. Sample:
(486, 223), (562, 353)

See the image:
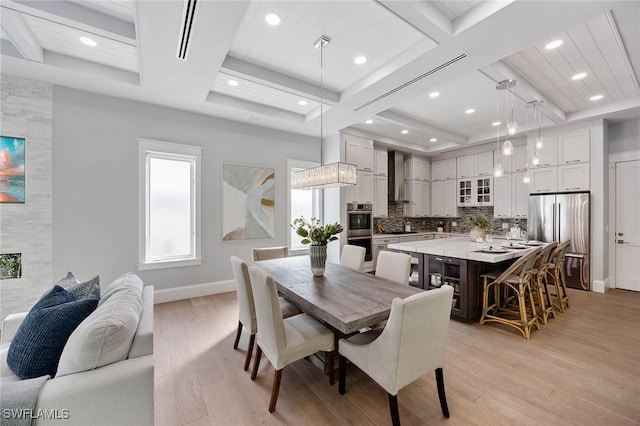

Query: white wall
(608, 119), (640, 153)
(53, 86), (319, 292)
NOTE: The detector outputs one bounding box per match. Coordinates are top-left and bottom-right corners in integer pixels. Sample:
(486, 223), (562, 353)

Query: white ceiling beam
(452, 0), (515, 36)
(375, 0), (451, 43)
(44, 51), (139, 85)
(205, 92), (304, 123)
(566, 96), (640, 123)
(0, 7), (42, 62)
(220, 56), (339, 104)
(377, 110), (467, 145)
(2, 0), (135, 44)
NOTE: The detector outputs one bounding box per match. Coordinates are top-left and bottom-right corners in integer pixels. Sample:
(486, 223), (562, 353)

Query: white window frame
(138, 139), (202, 270)
(287, 159), (322, 255)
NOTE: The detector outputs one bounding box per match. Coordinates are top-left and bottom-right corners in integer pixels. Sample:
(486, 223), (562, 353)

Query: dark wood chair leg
(233, 321), (242, 350)
(251, 345), (262, 380)
(327, 350), (335, 385)
(244, 334), (255, 371)
(338, 355), (347, 395)
(388, 393), (400, 426)
(268, 369), (283, 413)
(435, 367), (450, 418)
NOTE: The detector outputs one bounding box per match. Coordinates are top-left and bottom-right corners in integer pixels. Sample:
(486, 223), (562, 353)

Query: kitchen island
(388, 237), (542, 321)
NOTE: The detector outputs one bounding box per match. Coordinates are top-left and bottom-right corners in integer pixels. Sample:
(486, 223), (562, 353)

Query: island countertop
(387, 236), (543, 263)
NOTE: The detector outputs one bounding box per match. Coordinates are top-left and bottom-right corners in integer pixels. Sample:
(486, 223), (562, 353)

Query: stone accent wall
(0, 75), (53, 320)
(374, 202), (527, 236)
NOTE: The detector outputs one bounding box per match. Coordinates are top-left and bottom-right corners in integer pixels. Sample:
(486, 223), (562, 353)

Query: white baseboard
(154, 280), (236, 304)
(592, 277), (610, 293)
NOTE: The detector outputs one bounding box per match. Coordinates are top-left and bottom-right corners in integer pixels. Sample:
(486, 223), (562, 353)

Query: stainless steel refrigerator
(528, 192), (590, 290)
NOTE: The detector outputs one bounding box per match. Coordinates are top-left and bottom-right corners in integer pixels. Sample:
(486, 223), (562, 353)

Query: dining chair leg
(268, 369), (283, 413)
(244, 334), (255, 371)
(251, 345), (262, 380)
(387, 393), (401, 426)
(233, 321), (242, 350)
(338, 355), (347, 395)
(435, 368), (450, 418)
(327, 350), (335, 385)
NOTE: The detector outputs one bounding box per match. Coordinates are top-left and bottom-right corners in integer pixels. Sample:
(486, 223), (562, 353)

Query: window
(138, 139), (201, 269)
(287, 160), (321, 253)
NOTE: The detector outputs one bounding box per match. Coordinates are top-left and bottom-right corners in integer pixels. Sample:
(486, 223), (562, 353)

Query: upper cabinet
(457, 152), (493, 178)
(404, 155), (430, 181)
(431, 158), (456, 181)
(344, 134), (374, 171)
(557, 130), (590, 164)
(495, 150), (512, 174)
(374, 149), (388, 176)
(457, 155), (475, 178)
(512, 144), (528, 172)
(528, 135), (557, 168)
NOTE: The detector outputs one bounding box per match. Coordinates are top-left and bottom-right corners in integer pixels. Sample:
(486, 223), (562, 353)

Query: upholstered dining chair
(248, 266), (335, 413)
(252, 246), (289, 261)
(230, 256), (300, 371)
(375, 251), (411, 285)
(340, 244), (366, 272)
(338, 286), (454, 426)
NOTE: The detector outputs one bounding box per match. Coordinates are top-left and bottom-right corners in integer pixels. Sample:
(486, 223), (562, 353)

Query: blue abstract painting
(0, 136), (25, 203)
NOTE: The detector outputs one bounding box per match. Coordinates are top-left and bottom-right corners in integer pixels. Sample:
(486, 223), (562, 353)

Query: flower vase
(309, 245), (327, 277)
(469, 226), (486, 242)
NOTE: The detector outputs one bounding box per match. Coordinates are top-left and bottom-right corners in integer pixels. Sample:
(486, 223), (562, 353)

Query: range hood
(388, 151), (407, 202)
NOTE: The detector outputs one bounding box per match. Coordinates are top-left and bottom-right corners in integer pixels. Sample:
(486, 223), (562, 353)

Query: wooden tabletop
(252, 255), (423, 335)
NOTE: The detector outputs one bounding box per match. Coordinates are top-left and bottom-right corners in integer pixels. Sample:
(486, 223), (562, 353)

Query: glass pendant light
(498, 79), (516, 156)
(532, 154), (540, 166)
(534, 101), (544, 149)
(506, 79), (518, 136)
(523, 173), (531, 183)
(494, 162), (504, 177)
(501, 139), (514, 156)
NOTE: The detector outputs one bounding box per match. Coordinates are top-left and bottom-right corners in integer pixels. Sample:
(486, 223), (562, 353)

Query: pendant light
(527, 100), (543, 167)
(534, 100), (544, 149)
(291, 36), (357, 190)
(493, 81), (504, 177)
(497, 79), (515, 157)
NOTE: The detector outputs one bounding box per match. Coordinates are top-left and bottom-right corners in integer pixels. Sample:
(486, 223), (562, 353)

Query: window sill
(138, 258), (202, 271)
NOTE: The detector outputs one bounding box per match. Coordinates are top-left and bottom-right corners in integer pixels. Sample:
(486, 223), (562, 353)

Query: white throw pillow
(56, 273), (143, 377)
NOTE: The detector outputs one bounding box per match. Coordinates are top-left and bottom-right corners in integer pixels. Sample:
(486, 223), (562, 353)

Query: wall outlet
(502, 222), (509, 229)
(451, 221), (457, 227)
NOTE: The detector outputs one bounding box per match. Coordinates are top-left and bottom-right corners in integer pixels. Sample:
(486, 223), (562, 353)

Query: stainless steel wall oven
(347, 203), (373, 262)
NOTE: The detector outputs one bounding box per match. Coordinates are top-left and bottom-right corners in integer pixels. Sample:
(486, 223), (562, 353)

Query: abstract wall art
(223, 164), (275, 241)
(0, 136), (25, 203)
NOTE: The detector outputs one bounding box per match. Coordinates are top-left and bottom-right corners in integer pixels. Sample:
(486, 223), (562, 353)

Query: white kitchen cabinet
(443, 180), (457, 217)
(457, 155), (475, 178)
(443, 158), (457, 180)
(421, 234), (434, 240)
(475, 151), (494, 176)
(344, 134), (374, 171)
(398, 235), (421, 243)
(558, 163), (590, 192)
(457, 177), (493, 206)
(512, 172), (529, 217)
(431, 181), (444, 216)
(373, 175), (388, 217)
(530, 166), (557, 193)
(557, 130), (590, 164)
(403, 180), (430, 217)
(404, 156), (430, 181)
(529, 135), (557, 168)
(457, 178), (473, 206)
(495, 150), (512, 174)
(493, 175), (512, 217)
(345, 170), (374, 203)
(431, 160), (444, 181)
(512, 145), (528, 172)
(374, 149), (388, 175)
(372, 237), (399, 269)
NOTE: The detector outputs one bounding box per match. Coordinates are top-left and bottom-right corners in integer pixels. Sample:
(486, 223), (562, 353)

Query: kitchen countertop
(387, 236), (543, 263)
(372, 231), (466, 239)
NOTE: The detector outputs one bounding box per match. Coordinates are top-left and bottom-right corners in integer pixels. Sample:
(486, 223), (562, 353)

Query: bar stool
(530, 242), (558, 325)
(479, 246), (543, 339)
(546, 240), (572, 313)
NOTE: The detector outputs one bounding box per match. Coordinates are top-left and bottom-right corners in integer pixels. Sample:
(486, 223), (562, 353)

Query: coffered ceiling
(1, 0), (639, 156)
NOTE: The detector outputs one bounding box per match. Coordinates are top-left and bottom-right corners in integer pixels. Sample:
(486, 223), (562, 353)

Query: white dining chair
(252, 246), (289, 261)
(338, 285), (454, 426)
(248, 266), (335, 413)
(340, 244), (366, 272)
(230, 256), (300, 371)
(375, 251), (411, 285)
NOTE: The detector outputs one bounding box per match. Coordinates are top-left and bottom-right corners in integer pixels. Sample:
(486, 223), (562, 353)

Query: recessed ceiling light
(430, 138), (437, 142)
(79, 36), (97, 47)
(429, 91), (440, 98)
(590, 94), (604, 101)
(545, 39), (563, 50)
(265, 12), (281, 26)
(572, 72), (587, 80)
(354, 56), (367, 65)
(492, 121), (501, 126)
(365, 119), (373, 124)
(298, 100), (308, 106)
(227, 80), (239, 87)
(465, 109), (475, 114)
(401, 130), (409, 134)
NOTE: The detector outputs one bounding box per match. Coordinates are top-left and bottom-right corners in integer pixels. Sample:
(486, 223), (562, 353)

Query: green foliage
(0, 253), (22, 279)
(291, 217), (344, 246)
(467, 213), (490, 230)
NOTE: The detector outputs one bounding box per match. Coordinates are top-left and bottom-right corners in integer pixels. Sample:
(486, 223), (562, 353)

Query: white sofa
(0, 285), (154, 426)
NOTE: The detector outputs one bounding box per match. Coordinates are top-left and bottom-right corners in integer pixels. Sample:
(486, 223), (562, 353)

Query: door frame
(608, 150), (640, 291)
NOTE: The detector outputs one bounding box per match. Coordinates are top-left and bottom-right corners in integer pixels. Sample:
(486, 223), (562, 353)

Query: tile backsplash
(374, 203), (527, 236)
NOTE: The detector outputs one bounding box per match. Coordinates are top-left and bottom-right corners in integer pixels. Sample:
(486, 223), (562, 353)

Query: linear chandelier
(291, 36), (357, 190)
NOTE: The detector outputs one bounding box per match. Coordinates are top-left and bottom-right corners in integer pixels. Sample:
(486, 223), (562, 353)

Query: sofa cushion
(6, 285), (98, 379)
(56, 273), (143, 377)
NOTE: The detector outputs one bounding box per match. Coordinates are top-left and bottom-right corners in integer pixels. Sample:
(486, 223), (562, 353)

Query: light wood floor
(154, 288), (640, 426)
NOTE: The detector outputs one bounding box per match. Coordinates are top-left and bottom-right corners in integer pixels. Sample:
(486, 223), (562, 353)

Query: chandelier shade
(291, 162), (358, 190)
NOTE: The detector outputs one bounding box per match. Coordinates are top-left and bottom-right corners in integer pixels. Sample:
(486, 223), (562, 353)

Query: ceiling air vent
(177, 0), (198, 61)
(353, 53), (468, 111)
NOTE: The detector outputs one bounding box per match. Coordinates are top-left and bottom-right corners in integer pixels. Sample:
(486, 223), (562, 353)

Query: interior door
(616, 160), (640, 291)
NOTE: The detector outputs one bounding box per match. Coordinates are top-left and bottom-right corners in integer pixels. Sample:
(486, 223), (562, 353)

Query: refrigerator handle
(557, 203), (561, 242)
(552, 203), (556, 242)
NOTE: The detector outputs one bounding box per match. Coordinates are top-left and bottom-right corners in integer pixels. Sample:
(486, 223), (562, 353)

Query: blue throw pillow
(7, 285), (98, 379)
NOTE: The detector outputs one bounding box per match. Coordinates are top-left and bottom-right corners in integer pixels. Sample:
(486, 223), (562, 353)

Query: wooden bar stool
(530, 242), (558, 324)
(545, 240), (572, 313)
(479, 247), (543, 339)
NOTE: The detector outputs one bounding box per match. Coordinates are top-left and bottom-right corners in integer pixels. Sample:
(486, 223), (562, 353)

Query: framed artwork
(0, 136), (25, 203)
(0, 253), (22, 279)
(223, 164), (275, 241)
